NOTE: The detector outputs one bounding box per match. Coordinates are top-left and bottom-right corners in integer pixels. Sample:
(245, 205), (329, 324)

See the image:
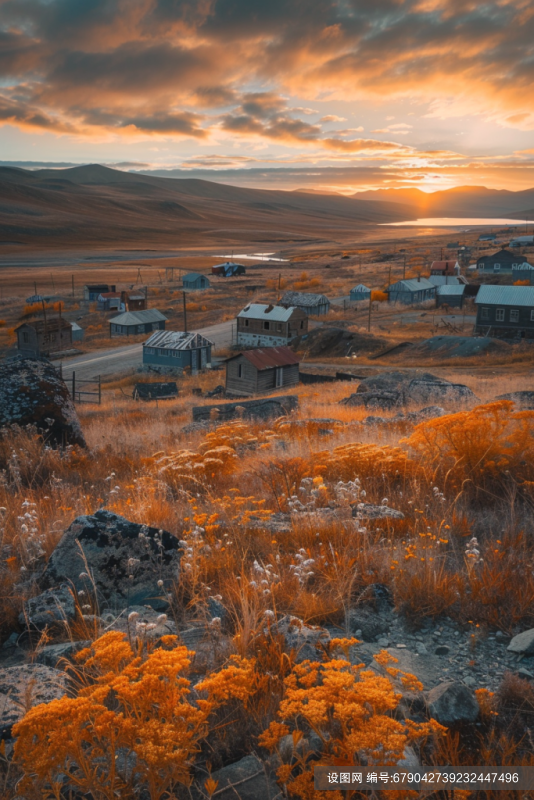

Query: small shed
(436, 284), (466, 308)
(143, 330), (213, 371)
(126, 292), (147, 311)
(109, 309), (167, 337)
(349, 284), (371, 302)
(98, 292), (123, 311)
(133, 382), (178, 401)
(16, 318), (73, 356)
(387, 278), (436, 305)
(70, 321), (84, 342)
(280, 291), (330, 316)
(211, 262), (246, 277)
(183, 272), (211, 290)
(84, 284), (115, 301)
(226, 346), (300, 397)
(512, 264), (534, 284)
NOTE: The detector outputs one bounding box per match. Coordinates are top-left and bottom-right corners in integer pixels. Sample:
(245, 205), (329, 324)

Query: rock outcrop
(193, 395), (298, 422)
(0, 356), (85, 447)
(341, 371), (478, 410)
(41, 509), (182, 612)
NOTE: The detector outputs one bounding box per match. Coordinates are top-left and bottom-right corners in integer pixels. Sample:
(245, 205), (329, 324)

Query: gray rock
(517, 668), (534, 680)
(427, 681), (479, 725)
(193, 395), (298, 422)
(0, 355), (85, 447)
(374, 647), (445, 690)
(342, 370), (477, 411)
(202, 754), (281, 800)
(435, 645), (450, 656)
(269, 616), (330, 663)
(406, 380), (478, 407)
(41, 509), (182, 612)
(0, 663), (68, 738)
(352, 503), (404, 520)
(247, 513), (292, 534)
(20, 584), (76, 632)
(36, 640), (91, 668)
(349, 608), (389, 642)
(507, 629), (534, 655)
(415, 642), (428, 655)
(496, 391), (534, 410)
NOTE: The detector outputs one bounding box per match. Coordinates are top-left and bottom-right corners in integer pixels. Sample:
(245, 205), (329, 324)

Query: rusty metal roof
(231, 346), (300, 370)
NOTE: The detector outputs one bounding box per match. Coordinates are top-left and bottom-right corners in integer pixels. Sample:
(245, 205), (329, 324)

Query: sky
(2, 0), (534, 194)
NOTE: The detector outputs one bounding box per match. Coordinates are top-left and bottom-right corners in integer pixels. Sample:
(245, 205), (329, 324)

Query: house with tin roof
(349, 284), (371, 302)
(237, 303), (307, 347)
(183, 272), (211, 291)
(109, 309), (167, 337)
(280, 291), (330, 316)
(476, 248), (527, 273)
(475, 285), (534, 338)
(387, 277), (436, 305)
(143, 330), (213, 372)
(225, 346), (300, 397)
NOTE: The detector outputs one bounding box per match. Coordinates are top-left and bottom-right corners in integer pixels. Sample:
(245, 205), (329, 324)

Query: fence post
(72, 372), (76, 403)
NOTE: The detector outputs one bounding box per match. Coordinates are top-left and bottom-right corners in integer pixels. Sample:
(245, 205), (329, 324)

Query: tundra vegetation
(1, 377), (534, 799)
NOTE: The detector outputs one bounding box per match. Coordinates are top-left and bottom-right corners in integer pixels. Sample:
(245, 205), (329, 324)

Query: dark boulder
(497, 391), (534, 410)
(19, 584), (75, 632)
(193, 395), (298, 422)
(0, 356), (85, 447)
(341, 370), (477, 410)
(40, 510), (182, 612)
(406, 380), (477, 407)
(427, 681), (479, 726)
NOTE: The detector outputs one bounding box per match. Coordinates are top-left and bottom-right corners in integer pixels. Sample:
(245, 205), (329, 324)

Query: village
(2, 228), (534, 408)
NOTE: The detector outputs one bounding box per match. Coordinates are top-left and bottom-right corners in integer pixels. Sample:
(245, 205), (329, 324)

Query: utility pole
(71, 275), (74, 298)
(388, 263), (391, 287)
(368, 295), (372, 332)
(183, 291), (187, 333)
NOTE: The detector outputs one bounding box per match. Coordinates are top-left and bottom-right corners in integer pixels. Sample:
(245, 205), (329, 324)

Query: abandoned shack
(237, 303), (307, 347)
(133, 382), (178, 401)
(212, 262), (246, 277)
(387, 277), (436, 304)
(349, 284), (371, 302)
(280, 291), (330, 316)
(109, 309), (167, 336)
(436, 284), (466, 308)
(225, 346), (300, 397)
(16, 318), (73, 356)
(183, 272), (211, 290)
(84, 284), (115, 301)
(143, 330), (213, 371)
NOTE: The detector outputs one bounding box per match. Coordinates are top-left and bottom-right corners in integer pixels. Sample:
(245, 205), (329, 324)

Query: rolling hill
(0, 164), (412, 250)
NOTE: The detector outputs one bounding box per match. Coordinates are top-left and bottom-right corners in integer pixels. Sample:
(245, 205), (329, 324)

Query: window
(172, 350), (180, 358)
(238, 364), (243, 378)
(275, 367), (283, 387)
(277, 323), (282, 331)
(512, 263), (518, 268)
(300, 320), (304, 329)
(244, 319), (249, 327)
(494, 263), (501, 271)
(510, 309), (519, 323)
(137, 325), (144, 333)
(480, 307), (490, 320)
(496, 308), (505, 322)
(263, 320), (270, 330)
(158, 348), (168, 356)
(530, 310), (534, 322)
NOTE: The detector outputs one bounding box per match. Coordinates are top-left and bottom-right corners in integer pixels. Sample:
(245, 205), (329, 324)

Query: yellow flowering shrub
(259, 648), (444, 799)
(405, 401), (534, 498)
(13, 632), (256, 800)
(314, 442), (420, 484)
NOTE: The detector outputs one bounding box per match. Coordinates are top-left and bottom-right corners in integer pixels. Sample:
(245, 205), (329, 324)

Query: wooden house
(84, 284), (115, 301)
(183, 272), (211, 290)
(109, 309), (167, 337)
(97, 292), (123, 311)
(475, 285), (534, 339)
(237, 303), (307, 347)
(280, 291), (330, 316)
(387, 277), (436, 304)
(436, 285), (466, 308)
(225, 346), (300, 397)
(16, 318), (73, 356)
(143, 330), (213, 372)
(476, 248), (526, 273)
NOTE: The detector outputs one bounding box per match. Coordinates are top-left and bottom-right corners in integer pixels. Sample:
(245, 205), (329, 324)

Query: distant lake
(214, 252), (288, 261)
(382, 217), (534, 228)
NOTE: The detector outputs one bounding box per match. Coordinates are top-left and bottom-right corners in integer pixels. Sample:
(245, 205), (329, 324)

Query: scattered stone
(268, 616), (330, 663)
(36, 640), (91, 668)
(1, 634), (19, 652)
(435, 645), (450, 656)
(363, 406), (445, 429)
(377, 637), (390, 647)
(463, 676), (476, 687)
(349, 608), (389, 642)
(427, 681), (479, 726)
(0, 663), (68, 738)
(517, 668), (534, 680)
(247, 513), (292, 534)
(415, 642), (428, 655)
(199, 754), (281, 800)
(507, 629), (534, 656)
(192, 395), (298, 423)
(20, 584), (76, 632)
(40, 509), (182, 612)
(352, 503), (404, 520)
(0, 355), (86, 447)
